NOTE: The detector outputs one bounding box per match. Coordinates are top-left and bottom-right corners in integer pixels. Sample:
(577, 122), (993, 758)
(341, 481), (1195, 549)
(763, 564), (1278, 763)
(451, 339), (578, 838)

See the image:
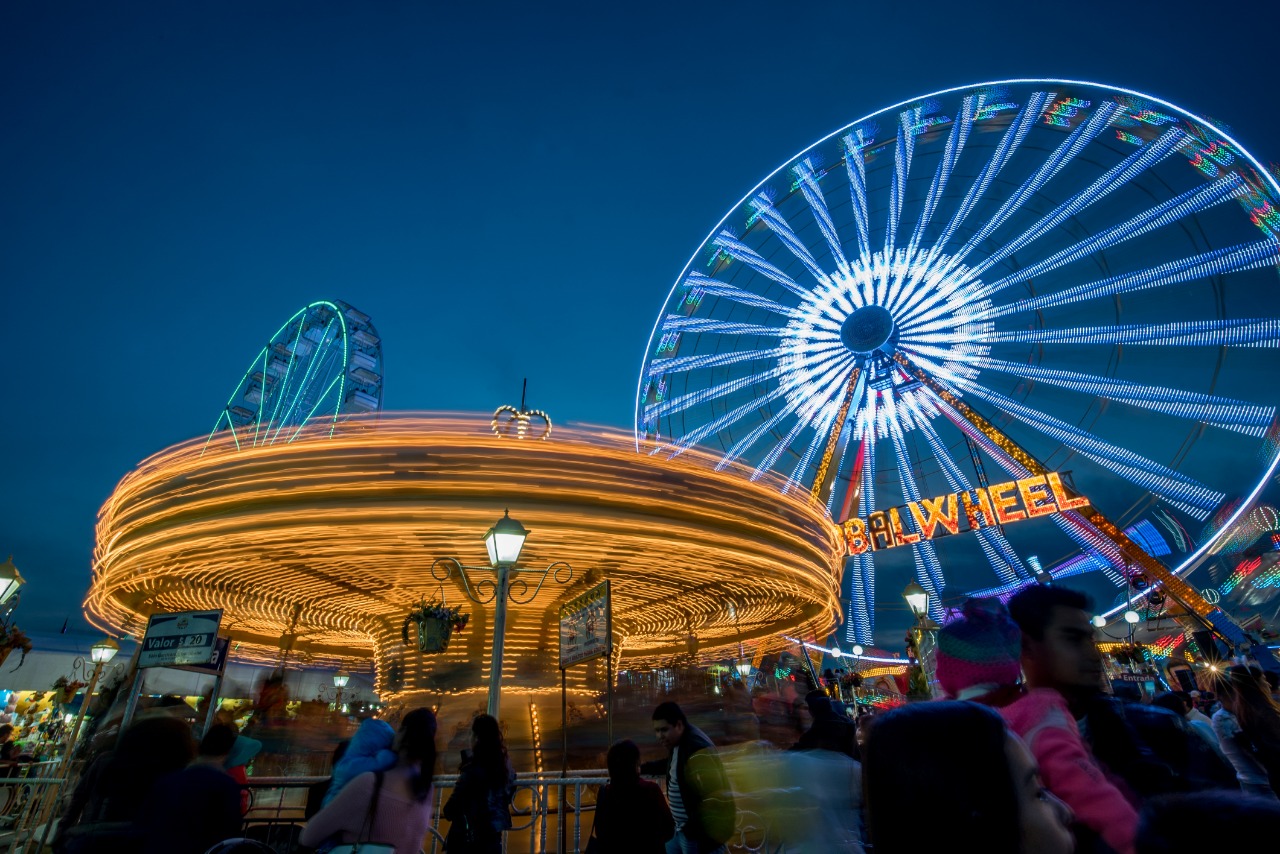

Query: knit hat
(935, 597), (1023, 698)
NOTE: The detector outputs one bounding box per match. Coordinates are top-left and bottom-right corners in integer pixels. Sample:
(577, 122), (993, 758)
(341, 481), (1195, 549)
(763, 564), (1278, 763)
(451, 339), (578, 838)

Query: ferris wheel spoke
(845, 551), (876, 646)
(263, 318), (315, 439)
(948, 376), (1225, 517)
(933, 91), (1053, 253)
(647, 347), (787, 378)
(884, 110), (922, 258)
(659, 316), (785, 336)
(969, 125), (1187, 280)
(711, 231), (810, 298)
(752, 374), (850, 481)
(841, 128), (874, 259)
(793, 158), (848, 272)
(950, 101), (1121, 270)
(286, 373), (344, 443)
(934, 396), (1127, 584)
(990, 239), (1280, 319)
(889, 426), (947, 604)
(784, 410), (840, 494)
(645, 363), (791, 421)
(989, 317), (1280, 348)
(918, 419), (1027, 583)
(271, 317), (339, 443)
(665, 377), (800, 456)
(907, 95), (976, 258)
(749, 194), (829, 284)
(973, 356), (1276, 436)
(683, 272), (801, 318)
(984, 171), (1246, 296)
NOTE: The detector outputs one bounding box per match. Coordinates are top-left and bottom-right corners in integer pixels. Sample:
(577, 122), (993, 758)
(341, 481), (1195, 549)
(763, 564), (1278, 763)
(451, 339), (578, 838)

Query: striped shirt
(668, 745), (688, 829)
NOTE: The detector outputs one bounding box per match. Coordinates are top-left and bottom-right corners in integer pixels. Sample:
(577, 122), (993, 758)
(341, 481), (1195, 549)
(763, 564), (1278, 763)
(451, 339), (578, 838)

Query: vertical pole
(118, 669), (145, 738)
(200, 670), (227, 738)
(560, 666), (568, 854)
(605, 580), (614, 749)
(486, 565), (511, 719)
(61, 662), (104, 767)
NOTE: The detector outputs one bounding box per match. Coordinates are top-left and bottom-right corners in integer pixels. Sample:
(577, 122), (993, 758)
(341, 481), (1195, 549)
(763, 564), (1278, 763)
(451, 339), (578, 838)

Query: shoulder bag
(329, 771), (396, 854)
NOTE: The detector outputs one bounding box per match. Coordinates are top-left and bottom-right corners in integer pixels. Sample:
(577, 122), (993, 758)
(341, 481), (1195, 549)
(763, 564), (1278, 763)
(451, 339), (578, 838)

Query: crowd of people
(46, 581), (1280, 853)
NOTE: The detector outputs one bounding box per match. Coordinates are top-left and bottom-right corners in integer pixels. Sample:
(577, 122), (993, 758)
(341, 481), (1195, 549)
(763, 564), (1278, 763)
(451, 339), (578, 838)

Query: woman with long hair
(1214, 666), (1280, 798)
(301, 707), (438, 853)
(443, 714), (517, 854)
(863, 701), (1074, 854)
(591, 739), (674, 853)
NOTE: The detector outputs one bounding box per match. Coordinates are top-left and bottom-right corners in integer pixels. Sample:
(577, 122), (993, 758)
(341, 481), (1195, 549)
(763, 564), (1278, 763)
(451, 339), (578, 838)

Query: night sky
(3, 1), (1279, 640)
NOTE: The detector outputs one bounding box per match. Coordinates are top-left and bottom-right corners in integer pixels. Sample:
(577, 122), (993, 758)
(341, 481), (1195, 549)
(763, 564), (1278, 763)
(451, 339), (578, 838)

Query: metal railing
(0, 762), (66, 854)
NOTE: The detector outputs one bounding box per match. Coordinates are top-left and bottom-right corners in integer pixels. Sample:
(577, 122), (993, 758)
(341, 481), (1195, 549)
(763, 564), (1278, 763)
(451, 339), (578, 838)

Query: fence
(1, 767), (782, 854)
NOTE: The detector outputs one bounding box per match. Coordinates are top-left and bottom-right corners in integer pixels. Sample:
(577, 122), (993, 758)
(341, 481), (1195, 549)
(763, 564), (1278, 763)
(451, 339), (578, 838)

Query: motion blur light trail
(87, 413), (842, 703)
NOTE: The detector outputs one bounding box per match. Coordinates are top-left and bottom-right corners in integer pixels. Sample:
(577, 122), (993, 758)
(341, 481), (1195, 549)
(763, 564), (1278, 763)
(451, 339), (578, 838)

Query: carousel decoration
(492, 380), (552, 440)
(402, 598), (470, 653)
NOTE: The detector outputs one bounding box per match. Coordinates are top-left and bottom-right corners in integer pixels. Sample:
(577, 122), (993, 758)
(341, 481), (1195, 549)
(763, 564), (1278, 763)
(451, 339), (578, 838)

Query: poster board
(559, 581), (611, 669)
(137, 610), (224, 669)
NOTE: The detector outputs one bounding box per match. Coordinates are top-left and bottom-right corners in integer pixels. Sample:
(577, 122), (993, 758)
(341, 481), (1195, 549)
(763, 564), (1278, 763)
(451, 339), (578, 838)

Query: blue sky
(3, 0), (1279, 638)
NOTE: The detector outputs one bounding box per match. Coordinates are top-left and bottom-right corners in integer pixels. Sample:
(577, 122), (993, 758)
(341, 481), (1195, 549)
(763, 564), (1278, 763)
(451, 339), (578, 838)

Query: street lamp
(63, 637), (119, 765)
(433, 510), (572, 719)
(903, 581), (939, 700)
(333, 669), (350, 710)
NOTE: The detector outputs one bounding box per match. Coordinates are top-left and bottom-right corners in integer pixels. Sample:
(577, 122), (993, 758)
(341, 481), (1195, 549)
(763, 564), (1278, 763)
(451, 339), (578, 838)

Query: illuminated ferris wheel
(636, 80), (1280, 645)
(207, 299), (383, 450)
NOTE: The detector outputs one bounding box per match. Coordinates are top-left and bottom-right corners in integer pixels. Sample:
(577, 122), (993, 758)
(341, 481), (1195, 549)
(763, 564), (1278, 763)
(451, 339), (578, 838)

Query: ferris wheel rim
(633, 77), (1280, 453)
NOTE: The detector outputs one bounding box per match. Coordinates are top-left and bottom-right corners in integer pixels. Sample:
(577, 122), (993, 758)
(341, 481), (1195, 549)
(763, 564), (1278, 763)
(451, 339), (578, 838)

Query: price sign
(138, 610), (224, 669)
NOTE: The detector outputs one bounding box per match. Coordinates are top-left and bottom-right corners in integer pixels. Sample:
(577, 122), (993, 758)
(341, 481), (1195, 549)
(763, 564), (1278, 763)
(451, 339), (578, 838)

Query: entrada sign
(841, 472), (1087, 555)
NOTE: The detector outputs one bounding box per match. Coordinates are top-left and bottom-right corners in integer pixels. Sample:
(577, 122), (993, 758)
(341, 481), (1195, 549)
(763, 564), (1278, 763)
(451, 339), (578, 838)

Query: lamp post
(432, 510), (573, 719)
(0, 557), (25, 608)
(63, 637), (119, 765)
(903, 582), (940, 700)
(333, 669), (350, 711)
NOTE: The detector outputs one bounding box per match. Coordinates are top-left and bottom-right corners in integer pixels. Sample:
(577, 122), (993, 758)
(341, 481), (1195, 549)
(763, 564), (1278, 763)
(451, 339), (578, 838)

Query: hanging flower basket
(403, 599), (469, 654)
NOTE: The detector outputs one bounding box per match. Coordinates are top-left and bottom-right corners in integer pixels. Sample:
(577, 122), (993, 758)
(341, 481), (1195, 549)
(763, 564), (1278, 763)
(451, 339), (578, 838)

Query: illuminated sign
(841, 473), (1087, 555)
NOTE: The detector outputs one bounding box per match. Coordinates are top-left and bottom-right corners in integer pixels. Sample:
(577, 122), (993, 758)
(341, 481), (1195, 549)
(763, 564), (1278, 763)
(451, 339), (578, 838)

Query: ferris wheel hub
(840, 304), (897, 355)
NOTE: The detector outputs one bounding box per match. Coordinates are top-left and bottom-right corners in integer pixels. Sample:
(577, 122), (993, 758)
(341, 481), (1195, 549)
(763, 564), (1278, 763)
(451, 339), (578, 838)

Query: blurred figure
(937, 596), (1138, 854)
(1184, 690), (1213, 726)
(1214, 665), (1280, 798)
(225, 732), (263, 814)
(306, 739), (350, 819)
(592, 739), (674, 853)
(301, 707), (437, 854)
(137, 722), (243, 854)
(1149, 691), (1236, 779)
(789, 690), (856, 758)
(53, 715), (196, 853)
(1135, 790), (1280, 853)
(641, 702), (735, 854)
(0, 723), (14, 760)
(321, 717), (397, 806)
(442, 714), (517, 854)
(864, 701), (1073, 854)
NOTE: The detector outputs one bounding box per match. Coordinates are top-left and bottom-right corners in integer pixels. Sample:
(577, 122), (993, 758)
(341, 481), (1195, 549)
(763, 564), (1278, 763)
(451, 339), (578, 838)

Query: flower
(402, 598), (469, 646)
(0, 626), (33, 670)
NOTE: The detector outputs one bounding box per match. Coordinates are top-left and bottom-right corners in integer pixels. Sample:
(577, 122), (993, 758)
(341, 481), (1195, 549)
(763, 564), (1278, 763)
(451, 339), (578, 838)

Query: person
(136, 722), (244, 854)
(1134, 789), (1280, 852)
(301, 707), (438, 854)
(1008, 584), (1181, 799)
(1184, 690), (1213, 726)
(789, 690), (856, 757)
(1149, 691), (1236, 783)
(321, 717), (398, 806)
(225, 732), (263, 814)
(936, 596), (1139, 854)
(863, 700), (1074, 854)
(53, 715), (197, 853)
(442, 714), (517, 854)
(592, 739), (675, 854)
(307, 740), (350, 820)
(640, 701), (734, 854)
(1213, 664), (1280, 797)
(0, 723), (15, 761)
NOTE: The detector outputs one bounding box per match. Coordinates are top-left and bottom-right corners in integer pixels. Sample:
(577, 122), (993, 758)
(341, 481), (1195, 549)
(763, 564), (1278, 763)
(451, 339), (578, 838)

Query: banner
(841, 472), (1087, 555)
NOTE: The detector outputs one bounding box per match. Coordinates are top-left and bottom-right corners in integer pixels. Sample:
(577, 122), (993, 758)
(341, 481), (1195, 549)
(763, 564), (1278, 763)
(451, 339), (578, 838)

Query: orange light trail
(87, 414), (843, 702)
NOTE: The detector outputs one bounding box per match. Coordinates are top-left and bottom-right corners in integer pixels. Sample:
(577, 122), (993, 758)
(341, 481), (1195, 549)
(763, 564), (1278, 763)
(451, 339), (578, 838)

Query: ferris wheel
(207, 299), (383, 450)
(636, 80), (1280, 645)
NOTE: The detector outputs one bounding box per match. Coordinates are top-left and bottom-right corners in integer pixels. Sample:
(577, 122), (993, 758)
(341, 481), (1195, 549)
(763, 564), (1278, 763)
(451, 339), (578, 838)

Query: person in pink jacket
(936, 596), (1138, 854)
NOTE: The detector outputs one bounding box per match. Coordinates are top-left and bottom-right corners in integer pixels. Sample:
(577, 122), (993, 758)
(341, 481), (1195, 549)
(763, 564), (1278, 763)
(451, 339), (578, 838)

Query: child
(320, 718), (397, 806)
